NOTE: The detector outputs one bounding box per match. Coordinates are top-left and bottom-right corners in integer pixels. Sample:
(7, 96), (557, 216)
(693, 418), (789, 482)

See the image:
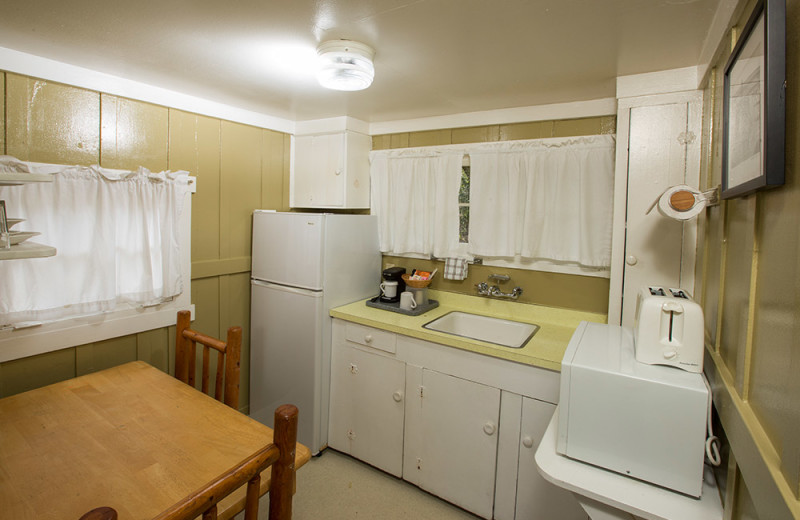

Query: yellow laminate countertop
(330, 290), (607, 372)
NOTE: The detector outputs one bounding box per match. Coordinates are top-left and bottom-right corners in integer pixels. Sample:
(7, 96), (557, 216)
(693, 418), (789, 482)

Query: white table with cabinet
(328, 293), (606, 520)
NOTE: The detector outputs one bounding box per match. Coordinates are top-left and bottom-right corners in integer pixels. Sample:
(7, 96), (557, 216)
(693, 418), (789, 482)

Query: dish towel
(444, 258), (469, 281)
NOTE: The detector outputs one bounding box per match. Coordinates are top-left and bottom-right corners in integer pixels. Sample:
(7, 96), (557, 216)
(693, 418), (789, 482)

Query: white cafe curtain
(0, 156), (191, 326)
(468, 135), (615, 268)
(370, 148), (463, 258)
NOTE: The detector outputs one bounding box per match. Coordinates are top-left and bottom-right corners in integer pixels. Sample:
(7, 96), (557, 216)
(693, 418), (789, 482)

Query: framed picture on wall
(721, 0), (786, 199)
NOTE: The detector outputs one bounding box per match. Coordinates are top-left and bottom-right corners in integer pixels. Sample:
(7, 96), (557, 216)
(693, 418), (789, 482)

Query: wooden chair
(80, 404), (299, 520)
(175, 310), (242, 409)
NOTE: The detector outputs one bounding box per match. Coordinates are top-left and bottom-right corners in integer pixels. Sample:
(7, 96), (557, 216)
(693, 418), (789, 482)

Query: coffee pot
(379, 266), (406, 303)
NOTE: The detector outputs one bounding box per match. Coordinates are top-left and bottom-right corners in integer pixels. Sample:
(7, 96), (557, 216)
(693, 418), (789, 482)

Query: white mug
(399, 291), (417, 311)
(380, 281), (398, 298)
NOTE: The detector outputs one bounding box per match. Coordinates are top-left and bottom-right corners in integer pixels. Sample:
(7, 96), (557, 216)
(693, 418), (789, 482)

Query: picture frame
(721, 0), (786, 199)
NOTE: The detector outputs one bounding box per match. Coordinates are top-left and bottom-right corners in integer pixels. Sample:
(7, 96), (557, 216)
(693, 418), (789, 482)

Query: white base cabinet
(328, 319), (580, 520)
(328, 343), (405, 477)
(514, 396), (586, 520)
(404, 366), (500, 519)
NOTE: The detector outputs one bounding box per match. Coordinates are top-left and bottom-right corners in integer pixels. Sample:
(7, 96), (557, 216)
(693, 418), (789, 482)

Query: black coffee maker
(380, 266), (406, 303)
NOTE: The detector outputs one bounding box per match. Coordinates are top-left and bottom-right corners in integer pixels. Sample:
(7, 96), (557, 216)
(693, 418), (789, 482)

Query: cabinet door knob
(522, 436), (534, 449)
(335, 169), (342, 176)
(483, 422), (497, 436)
(626, 255), (638, 266)
(364, 334), (373, 343)
(392, 390), (403, 402)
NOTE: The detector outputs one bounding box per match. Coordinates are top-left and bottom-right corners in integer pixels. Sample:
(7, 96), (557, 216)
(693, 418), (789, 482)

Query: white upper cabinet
(290, 130), (371, 209)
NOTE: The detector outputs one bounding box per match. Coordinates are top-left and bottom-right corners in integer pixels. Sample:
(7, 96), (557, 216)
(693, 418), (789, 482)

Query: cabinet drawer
(345, 322), (396, 353)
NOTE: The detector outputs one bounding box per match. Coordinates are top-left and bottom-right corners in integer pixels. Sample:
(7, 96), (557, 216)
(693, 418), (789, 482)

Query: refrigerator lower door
(250, 280), (324, 453)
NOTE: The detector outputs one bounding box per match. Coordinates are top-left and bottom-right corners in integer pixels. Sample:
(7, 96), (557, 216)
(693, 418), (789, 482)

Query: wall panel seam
(707, 347), (800, 519)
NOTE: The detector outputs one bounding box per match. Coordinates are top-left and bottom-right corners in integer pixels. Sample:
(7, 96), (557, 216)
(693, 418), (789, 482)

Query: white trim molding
(0, 46), (296, 134)
(616, 67), (700, 99)
(368, 98), (617, 136)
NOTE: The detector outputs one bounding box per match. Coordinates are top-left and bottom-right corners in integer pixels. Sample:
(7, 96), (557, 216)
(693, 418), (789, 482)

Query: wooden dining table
(0, 360), (311, 520)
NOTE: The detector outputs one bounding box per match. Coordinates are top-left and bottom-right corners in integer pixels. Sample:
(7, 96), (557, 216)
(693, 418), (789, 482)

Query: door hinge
(418, 386), (424, 398)
(416, 457), (423, 470)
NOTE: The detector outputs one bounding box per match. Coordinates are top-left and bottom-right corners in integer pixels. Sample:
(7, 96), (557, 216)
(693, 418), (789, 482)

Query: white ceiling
(0, 0), (723, 124)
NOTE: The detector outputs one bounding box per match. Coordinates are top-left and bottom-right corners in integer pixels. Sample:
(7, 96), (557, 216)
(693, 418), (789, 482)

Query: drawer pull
(364, 334), (373, 343)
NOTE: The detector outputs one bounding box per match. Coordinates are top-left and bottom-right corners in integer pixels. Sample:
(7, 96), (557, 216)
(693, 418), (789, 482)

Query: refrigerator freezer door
(250, 280), (325, 453)
(251, 212), (325, 290)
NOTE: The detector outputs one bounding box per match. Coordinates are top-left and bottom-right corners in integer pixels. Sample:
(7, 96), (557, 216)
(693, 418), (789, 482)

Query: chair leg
(268, 404), (298, 520)
(244, 474), (261, 520)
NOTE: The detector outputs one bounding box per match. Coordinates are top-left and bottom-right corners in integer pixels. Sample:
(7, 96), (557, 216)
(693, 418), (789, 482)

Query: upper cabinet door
(290, 131), (371, 209)
(609, 92), (702, 327)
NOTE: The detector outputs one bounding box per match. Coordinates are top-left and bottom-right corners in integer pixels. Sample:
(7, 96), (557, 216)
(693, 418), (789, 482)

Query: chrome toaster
(633, 286), (704, 373)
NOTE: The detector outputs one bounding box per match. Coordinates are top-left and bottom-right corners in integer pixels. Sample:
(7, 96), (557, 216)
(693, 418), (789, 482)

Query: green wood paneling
(553, 116), (606, 137)
(261, 129), (289, 211)
(5, 74), (100, 164)
(100, 94), (168, 171)
(219, 272), (252, 413)
(76, 335), (138, 376)
(382, 255), (608, 314)
(219, 121), (262, 259)
(169, 110), (222, 263)
(499, 120), (553, 141)
(0, 349), (76, 397)
(136, 328), (171, 373)
(719, 197), (756, 383)
(452, 125), (500, 144)
(408, 129), (452, 147)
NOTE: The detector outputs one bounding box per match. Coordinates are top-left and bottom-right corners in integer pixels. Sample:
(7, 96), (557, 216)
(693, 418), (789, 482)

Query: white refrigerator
(249, 211), (380, 454)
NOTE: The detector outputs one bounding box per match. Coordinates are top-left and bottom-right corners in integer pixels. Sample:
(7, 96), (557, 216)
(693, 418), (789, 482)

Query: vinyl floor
(291, 448), (481, 520)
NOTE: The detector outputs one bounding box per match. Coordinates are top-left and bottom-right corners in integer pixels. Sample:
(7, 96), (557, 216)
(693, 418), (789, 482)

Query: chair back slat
(214, 350), (225, 401)
(174, 310), (241, 409)
(202, 346), (211, 395)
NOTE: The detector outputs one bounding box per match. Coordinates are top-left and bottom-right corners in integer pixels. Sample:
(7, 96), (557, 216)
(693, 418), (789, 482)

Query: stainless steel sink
(423, 311), (539, 348)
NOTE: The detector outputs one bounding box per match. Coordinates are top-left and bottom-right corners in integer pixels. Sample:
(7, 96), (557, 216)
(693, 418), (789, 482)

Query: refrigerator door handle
(251, 279), (324, 298)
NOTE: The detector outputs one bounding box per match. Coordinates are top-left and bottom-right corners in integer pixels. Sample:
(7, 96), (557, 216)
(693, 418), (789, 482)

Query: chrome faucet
(489, 285), (523, 299)
(475, 282), (523, 300)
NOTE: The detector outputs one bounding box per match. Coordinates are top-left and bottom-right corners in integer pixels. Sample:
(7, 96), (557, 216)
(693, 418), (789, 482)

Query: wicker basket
(402, 273), (432, 288)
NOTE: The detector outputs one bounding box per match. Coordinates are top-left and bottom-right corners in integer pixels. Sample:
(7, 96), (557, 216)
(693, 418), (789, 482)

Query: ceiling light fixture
(316, 40), (375, 91)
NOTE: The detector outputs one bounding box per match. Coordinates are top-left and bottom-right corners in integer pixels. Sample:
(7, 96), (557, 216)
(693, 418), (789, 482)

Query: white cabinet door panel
(404, 366), (500, 519)
(328, 343), (405, 476)
(516, 397), (586, 520)
(617, 96), (702, 327)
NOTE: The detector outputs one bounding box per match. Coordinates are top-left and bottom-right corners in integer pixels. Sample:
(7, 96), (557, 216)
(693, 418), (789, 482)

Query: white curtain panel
(0, 158), (191, 326)
(370, 149), (463, 258)
(469, 135), (615, 268)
